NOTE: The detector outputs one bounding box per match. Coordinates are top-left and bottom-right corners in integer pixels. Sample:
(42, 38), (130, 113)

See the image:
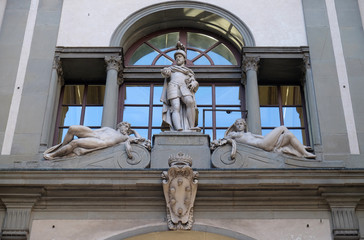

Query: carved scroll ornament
(162, 152), (198, 230)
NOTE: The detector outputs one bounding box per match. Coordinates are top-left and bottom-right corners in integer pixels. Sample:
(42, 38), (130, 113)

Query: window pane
(153, 85), (163, 105)
(148, 32), (179, 51)
(63, 85), (84, 104)
(281, 86), (302, 105)
(187, 49), (200, 60)
(187, 32), (218, 51)
(134, 128), (148, 139)
(203, 128), (213, 139)
(216, 129), (226, 140)
(193, 56), (211, 65)
(123, 106), (149, 126)
(84, 106), (103, 126)
(260, 107), (280, 127)
(259, 86), (278, 105)
(86, 85), (105, 104)
(62, 106), (82, 126)
(166, 50), (177, 60)
(198, 107), (212, 127)
(152, 128), (162, 137)
(289, 129), (306, 145)
(261, 129), (272, 136)
(152, 106), (162, 127)
(215, 86), (240, 105)
(209, 43), (237, 65)
(216, 107), (242, 127)
(155, 56), (173, 65)
(195, 86), (212, 105)
(282, 107), (304, 127)
(124, 86), (150, 104)
(57, 128), (69, 143)
(130, 44), (158, 65)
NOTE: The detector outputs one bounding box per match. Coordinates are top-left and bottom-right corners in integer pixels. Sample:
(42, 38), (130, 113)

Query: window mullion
(148, 84), (154, 139)
(278, 86), (284, 126)
(80, 85), (88, 125)
(212, 84), (216, 139)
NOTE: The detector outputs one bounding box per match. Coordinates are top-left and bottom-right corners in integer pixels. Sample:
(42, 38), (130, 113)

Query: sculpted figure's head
(174, 41), (187, 65)
(234, 118), (247, 132)
(117, 121), (132, 135)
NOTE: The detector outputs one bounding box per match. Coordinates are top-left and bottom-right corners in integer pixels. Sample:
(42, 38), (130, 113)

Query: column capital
(53, 56), (64, 83)
(242, 56), (260, 72)
(105, 56), (122, 72)
(303, 55), (311, 70)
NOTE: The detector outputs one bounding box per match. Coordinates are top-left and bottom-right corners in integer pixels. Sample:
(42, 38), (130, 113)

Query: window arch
(125, 29), (240, 66)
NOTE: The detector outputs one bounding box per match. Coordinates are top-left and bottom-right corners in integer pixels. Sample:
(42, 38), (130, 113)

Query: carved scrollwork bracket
(105, 56), (122, 72)
(162, 152), (198, 230)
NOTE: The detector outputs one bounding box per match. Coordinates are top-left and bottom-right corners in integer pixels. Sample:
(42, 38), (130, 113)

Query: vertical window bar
(148, 84), (154, 139)
(211, 84), (216, 139)
(80, 85), (88, 125)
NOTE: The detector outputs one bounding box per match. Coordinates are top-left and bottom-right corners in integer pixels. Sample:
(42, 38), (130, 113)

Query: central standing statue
(160, 41), (199, 131)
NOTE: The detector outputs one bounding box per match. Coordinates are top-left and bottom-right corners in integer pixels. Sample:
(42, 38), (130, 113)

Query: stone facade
(0, 0), (364, 239)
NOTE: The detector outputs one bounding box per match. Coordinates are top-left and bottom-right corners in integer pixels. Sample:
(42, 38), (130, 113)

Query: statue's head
(174, 41), (186, 64)
(234, 118), (247, 132)
(117, 121), (132, 135)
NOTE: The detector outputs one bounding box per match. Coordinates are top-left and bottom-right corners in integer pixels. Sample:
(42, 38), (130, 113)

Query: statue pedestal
(151, 132), (211, 168)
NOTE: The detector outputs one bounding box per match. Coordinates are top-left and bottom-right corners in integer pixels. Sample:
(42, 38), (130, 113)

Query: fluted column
(39, 57), (63, 152)
(242, 57), (262, 134)
(102, 56), (122, 128)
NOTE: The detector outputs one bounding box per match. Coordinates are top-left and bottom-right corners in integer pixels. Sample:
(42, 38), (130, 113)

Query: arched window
(126, 29), (239, 66)
(120, 29), (244, 140)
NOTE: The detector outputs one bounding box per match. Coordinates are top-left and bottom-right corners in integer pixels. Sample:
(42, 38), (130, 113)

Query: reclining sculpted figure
(213, 118), (316, 159)
(44, 122), (149, 160)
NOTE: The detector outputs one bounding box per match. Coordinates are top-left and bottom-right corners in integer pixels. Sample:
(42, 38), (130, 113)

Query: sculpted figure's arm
(161, 67), (171, 78)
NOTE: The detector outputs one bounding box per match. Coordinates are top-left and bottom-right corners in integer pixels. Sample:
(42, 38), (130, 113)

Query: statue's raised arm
(224, 118), (316, 159)
(160, 41), (199, 132)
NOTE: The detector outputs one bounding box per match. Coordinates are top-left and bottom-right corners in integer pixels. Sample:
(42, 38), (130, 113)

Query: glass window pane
(282, 107), (304, 127)
(62, 106), (82, 126)
(123, 106), (149, 126)
(147, 32), (179, 51)
(209, 43), (237, 65)
(187, 32), (218, 51)
(193, 56), (211, 65)
(152, 128), (162, 137)
(166, 50), (177, 60)
(260, 107), (280, 127)
(215, 86), (240, 105)
(259, 86), (278, 105)
(152, 106), (163, 127)
(86, 85), (105, 104)
(124, 86), (150, 104)
(289, 129), (306, 145)
(216, 107), (242, 127)
(203, 128), (213, 140)
(281, 86), (302, 105)
(261, 129), (272, 136)
(153, 85), (163, 105)
(195, 86), (212, 105)
(216, 129), (226, 140)
(84, 106), (103, 126)
(134, 128), (148, 139)
(155, 56), (173, 65)
(130, 44), (159, 65)
(57, 128), (69, 144)
(187, 49), (201, 60)
(198, 107), (212, 127)
(62, 85), (84, 105)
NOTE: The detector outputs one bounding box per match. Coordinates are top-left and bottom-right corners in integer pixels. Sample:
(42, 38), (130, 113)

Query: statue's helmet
(174, 41), (187, 60)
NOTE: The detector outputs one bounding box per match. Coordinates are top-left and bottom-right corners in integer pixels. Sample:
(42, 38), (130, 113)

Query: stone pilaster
(102, 56), (122, 128)
(39, 56), (63, 152)
(242, 56), (261, 134)
(1, 189), (41, 240)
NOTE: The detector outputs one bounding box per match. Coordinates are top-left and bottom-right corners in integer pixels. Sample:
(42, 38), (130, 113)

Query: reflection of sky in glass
(260, 107), (280, 127)
(123, 107), (149, 126)
(195, 86), (212, 105)
(153, 86), (163, 104)
(84, 107), (103, 126)
(203, 129), (213, 138)
(135, 128), (148, 139)
(216, 107), (241, 127)
(283, 107), (302, 127)
(63, 107), (81, 126)
(198, 107), (212, 127)
(193, 56), (210, 65)
(216, 86), (240, 105)
(155, 56), (172, 65)
(125, 86), (150, 104)
(152, 128), (162, 137)
(187, 50), (200, 60)
(133, 51), (159, 65)
(152, 107), (162, 126)
(216, 129), (226, 139)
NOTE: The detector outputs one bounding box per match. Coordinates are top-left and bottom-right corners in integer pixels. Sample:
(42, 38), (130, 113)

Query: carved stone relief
(162, 152), (198, 230)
